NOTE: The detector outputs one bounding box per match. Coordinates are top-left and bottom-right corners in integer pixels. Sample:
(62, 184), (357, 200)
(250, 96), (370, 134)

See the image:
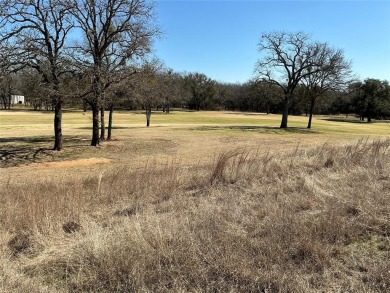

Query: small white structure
(11, 95), (25, 104)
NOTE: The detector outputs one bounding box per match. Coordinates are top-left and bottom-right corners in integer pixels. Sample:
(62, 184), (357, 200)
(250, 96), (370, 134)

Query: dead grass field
(0, 109), (389, 292)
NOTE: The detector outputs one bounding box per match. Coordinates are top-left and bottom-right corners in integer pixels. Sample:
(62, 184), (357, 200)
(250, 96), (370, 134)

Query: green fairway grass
(1, 109), (389, 137)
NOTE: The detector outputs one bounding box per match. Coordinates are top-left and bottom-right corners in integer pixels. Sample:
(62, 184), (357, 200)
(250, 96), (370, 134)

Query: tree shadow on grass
(0, 136), (54, 144)
(321, 118), (369, 124)
(0, 147), (53, 168)
(77, 126), (166, 130)
(226, 112), (270, 116)
(0, 136), (91, 168)
(192, 125), (321, 134)
(77, 126), (137, 130)
(323, 117), (390, 124)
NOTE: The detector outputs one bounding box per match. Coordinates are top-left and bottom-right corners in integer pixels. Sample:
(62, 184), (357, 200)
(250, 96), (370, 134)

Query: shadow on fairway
(0, 136), (54, 144)
(192, 125), (320, 134)
(0, 147), (53, 167)
(0, 136), (92, 144)
(226, 112), (270, 116)
(77, 126), (165, 130)
(321, 118), (370, 124)
(77, 126), (132, 130)
(0, 136), (91, 168)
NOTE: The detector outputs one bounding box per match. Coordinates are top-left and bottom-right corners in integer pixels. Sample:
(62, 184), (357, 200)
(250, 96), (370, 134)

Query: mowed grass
(0, 109), (389, 292)
(1, 109), (388, 143)
(1, 108), (389, 172)
(1, 108), (389, 134)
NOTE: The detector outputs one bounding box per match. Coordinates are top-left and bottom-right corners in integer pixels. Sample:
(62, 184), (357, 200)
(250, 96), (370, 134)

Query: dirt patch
(28, 157), (111, 169)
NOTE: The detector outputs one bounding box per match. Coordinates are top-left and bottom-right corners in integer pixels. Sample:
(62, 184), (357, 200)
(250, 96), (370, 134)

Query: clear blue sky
(153, 0), (390, 83)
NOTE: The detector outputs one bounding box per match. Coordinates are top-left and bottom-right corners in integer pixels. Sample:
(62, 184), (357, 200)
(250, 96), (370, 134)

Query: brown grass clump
(62, 221), (81, 234)
(0, 138), (389, 292)
(7, 232), (32, 257)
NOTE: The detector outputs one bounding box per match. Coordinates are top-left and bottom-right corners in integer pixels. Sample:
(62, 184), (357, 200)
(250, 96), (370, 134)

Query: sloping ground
(0, 139), (389, 292)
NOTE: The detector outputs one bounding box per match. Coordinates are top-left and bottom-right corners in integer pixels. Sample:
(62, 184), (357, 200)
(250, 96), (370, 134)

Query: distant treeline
(2, 69), (389, 122)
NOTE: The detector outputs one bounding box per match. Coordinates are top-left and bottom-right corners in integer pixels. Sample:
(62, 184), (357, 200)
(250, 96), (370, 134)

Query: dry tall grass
(0, 139), (389, 292)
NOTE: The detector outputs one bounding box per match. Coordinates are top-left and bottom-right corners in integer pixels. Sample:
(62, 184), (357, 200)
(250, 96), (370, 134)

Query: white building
(11, 95), (25, 104)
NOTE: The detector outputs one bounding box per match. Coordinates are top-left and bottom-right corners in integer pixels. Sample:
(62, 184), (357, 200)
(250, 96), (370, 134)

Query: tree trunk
(1, 96), (5, 109)
(107, 104), (113, 140)
(7, 84), (11, 109)
(100, 107), (105, 141)
(53, 99), (62, 151)
(307, 97), (315, 129)
(280, 95), (290, 128)
(91, 105), (100, 146)
(5, 95), (11, 109)
(146, 107), (151, 127)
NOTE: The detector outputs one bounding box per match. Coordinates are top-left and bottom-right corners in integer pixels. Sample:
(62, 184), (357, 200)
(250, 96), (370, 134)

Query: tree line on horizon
(1, 0), (389, 151)
(3, 68), (389, 120)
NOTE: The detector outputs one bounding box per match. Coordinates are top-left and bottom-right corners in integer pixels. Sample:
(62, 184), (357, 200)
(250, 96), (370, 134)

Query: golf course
(0, 109), (389, 292)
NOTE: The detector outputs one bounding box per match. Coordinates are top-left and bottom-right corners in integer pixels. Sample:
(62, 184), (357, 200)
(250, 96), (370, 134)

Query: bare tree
(105, 84), (124, 140)
(0, 0), (73, 150)
(157, 69), (180, 114)
(131, 61), (163, 127)
(256, 32), (325, 128)
(103, 69), (136, 140)
(67, 0), (159, 146)
(0, 70), (13, 110)
(301, 44), (352, 129)
(0, 49), (14, 109)
(18, 69), (51, 110)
